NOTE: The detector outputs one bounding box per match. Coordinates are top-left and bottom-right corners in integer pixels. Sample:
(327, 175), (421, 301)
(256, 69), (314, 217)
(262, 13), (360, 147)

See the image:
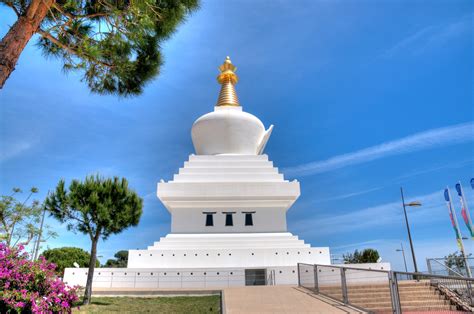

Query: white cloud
(331, 239), (388, 252)
(0, 141), (34, 162)
(310, 187), (383, 204)
(394, 158), (474, 182)
(293, 188), (474, 239)
(382, 25), (436, 58)
(283, 122), (474, 177)
(293, 190), (446, 237)
(381, 14), (472, 58)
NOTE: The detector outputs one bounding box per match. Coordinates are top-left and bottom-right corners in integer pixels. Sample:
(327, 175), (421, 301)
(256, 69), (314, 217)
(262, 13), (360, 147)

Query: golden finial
(216, 56), (240, 107)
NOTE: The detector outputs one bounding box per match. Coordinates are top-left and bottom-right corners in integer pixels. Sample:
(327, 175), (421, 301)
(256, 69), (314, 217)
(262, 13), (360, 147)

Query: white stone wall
(170, 208), (288, 233)
(128, 247), (330, 269)
(63, 266), (300, 289)
(63, 263), (391, 289)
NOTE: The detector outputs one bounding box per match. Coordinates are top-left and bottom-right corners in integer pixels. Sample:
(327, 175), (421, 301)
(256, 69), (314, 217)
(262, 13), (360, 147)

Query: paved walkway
(222, 286), (366, 314)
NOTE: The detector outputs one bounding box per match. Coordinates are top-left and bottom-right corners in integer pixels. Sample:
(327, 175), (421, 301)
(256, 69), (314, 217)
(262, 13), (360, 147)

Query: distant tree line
(105, 250), (128, 268)
(343, 248), (380, 264)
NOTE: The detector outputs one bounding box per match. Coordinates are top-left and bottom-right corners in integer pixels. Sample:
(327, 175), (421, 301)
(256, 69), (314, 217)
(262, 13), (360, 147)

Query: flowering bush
(0, 242), (79, 313)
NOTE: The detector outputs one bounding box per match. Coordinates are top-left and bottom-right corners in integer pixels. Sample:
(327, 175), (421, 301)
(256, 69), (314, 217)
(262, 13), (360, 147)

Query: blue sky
(0, 0), (473, 271)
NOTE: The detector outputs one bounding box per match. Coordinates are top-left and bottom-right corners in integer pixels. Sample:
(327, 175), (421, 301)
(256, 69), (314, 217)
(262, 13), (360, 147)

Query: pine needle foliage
(1, 0), (199, 96)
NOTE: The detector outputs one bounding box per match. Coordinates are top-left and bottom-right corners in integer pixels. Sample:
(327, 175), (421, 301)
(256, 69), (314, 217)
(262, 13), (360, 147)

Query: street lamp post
(396, 243), (408, 272)
(400, 187), (422, 273)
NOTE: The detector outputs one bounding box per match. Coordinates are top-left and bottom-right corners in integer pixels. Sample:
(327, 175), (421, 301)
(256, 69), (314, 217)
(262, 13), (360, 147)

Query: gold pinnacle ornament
(216, 56), (240, 107)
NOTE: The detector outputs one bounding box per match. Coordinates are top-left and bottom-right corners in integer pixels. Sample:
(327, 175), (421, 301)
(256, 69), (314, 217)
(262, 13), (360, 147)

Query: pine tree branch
(26, 0), (40, 20)
(38, 29), (114, 68)
(52, 3), (110, 20)
(51, 2), (74, 20)
(37, 29), (75, 54)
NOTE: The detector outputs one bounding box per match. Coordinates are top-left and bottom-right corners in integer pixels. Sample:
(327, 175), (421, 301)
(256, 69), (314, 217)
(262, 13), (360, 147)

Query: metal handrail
(303, 262), (474, 281)
(428, 258), (466, 277)
(393, 270), (474, 281)
(298, 262), (474, 314)
(299, 262), (390, 274)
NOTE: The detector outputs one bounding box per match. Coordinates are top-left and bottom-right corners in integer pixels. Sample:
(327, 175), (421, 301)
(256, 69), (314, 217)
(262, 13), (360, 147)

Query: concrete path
(222, 286), (367, 314)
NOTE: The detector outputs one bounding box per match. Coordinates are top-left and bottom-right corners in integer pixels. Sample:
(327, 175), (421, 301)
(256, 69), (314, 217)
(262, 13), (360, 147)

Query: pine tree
(0, 0), (199, 95)
(45, 175), (143, 305)
(105, 249), (128, 267)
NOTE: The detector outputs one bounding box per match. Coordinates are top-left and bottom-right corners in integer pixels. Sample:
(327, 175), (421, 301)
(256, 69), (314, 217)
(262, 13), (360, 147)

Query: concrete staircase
(319, 281), (465, 313)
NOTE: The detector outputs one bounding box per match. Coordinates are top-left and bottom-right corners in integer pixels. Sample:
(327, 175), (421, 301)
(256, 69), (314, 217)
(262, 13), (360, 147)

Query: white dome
(191, 56), (273, 155)
(191, 106), (273, 155)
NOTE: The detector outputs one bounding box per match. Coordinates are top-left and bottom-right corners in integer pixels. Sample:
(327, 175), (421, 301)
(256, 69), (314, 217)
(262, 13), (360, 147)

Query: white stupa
(126, 57), (330, 283)
(63, 57), (331, 288)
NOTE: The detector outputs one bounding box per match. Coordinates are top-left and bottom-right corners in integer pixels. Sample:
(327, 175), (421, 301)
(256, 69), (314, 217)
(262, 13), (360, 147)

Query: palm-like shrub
(0, 242), (78, 313)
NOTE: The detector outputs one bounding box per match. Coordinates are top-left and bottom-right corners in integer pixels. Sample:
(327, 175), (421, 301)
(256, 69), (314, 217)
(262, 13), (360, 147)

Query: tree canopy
(0, 0), (199, 95)
(41, 246), (100, 276)
(343, 248), (380, 264)
(45, 175), (143, 304)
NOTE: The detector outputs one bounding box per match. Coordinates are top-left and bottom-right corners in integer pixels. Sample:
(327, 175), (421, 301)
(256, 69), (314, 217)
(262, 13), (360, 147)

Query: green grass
(73, 296), (221, 313)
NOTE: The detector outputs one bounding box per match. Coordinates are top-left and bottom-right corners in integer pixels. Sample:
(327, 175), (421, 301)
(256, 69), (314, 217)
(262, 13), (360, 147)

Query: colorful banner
(444, 188), (463, 249)
(455, 182), (474, 238)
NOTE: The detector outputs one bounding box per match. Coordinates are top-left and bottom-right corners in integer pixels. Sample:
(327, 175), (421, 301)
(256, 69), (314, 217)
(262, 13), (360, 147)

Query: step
(367, 304), (455, 310)
(346, 290), (439, 298)
(355, 298), (449, 308)
(319, 281), (430, 289)
(369, 305), (459, 313)
(349, 282), (430, 289)
(348, 294), (445, 303)
(325, 292), (443, 303)
(188, 155), (269, 161)
(321, 291), (446, 303)
(382, 304), (455, 311)
(179, 167), (278, 174)
(184, 160), (273, 168)
(320, 286), (433, 293)
(172, 173), (285, 182)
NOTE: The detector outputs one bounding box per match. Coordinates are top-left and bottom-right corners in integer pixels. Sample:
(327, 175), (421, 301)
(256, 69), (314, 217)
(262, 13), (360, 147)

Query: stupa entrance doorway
(245, 269), (267, 286)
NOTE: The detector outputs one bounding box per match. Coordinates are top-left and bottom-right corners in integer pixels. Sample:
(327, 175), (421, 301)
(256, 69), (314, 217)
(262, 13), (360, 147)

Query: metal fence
(427, 257), (474, 277)
(298, 263), (474, 314)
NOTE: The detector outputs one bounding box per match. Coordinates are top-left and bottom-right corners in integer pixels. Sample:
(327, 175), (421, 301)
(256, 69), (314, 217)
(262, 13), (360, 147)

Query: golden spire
(216, 56), (240, 107)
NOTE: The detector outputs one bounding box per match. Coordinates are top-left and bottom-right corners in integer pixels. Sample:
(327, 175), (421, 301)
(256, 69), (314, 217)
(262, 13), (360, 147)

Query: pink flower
(0, 242), (78, 313)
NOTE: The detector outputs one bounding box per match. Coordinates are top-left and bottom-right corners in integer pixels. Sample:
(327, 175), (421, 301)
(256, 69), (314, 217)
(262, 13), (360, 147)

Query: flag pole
(446, 187), (472, 278)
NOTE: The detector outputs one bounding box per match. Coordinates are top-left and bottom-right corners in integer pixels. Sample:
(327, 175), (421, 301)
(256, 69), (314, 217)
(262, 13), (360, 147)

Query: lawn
(73, 295), (221, 313)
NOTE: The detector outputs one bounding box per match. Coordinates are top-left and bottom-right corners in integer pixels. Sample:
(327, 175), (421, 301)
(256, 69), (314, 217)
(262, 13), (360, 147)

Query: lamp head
(405, 201), (422, 207)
